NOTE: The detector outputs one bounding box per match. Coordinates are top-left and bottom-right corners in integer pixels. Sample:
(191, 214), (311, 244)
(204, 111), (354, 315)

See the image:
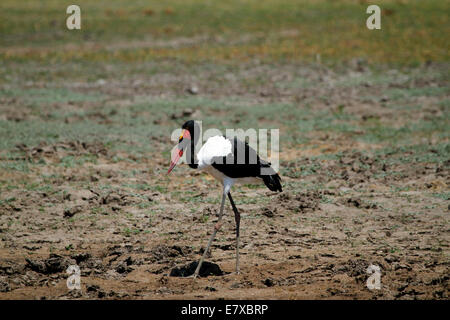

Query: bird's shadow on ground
(169, 261), (227, 278)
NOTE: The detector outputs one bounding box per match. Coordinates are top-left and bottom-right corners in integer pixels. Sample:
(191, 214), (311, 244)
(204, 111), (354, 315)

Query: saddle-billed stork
(167, 120), (282, 279)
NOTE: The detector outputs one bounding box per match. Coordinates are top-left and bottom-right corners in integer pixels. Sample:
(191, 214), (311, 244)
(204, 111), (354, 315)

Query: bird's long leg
(193, 192), (226, 279)
(227, 192), (240, 274)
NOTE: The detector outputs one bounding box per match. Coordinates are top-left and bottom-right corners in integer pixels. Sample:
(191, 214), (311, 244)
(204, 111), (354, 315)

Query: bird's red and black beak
(167, 129), (191, 174)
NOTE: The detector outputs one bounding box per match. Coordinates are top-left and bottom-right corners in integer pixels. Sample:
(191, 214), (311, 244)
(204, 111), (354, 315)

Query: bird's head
(167, 120), (200, 174)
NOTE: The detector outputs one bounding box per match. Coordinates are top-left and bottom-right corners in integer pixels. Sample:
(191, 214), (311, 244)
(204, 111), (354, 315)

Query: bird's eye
(179, 129), (186, 143)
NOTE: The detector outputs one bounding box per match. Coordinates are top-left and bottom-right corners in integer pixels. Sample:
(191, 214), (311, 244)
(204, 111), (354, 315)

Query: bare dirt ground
(0, 62), (448, 300)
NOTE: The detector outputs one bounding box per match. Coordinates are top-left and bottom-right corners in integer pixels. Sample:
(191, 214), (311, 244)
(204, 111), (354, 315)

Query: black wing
(211, 137), (282, 192)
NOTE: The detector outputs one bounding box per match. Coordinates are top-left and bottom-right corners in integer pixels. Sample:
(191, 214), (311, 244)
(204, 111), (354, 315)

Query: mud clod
(0, 279), (11, 292)
(25, 254), (71, 274)
(115, 261), (133, 274)
(263, 278), (275, 287)
(294, 192), (320, 212)
(71, 252), (91, 264)
(64, 205), (83, 218)
(276, 191), (320, 213)
(86, 284), (100, 292)
(346, 197), (362, 208)
(151, 245), (191, 262)
(261, 207), (275, 218)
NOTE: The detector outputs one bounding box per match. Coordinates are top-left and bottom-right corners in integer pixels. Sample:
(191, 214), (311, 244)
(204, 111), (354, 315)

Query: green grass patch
(0, 0), (448, 64)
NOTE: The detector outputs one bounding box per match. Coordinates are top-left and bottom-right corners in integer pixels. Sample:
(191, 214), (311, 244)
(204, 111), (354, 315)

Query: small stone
(186, 86), (198, 95)
(263, 278), (275, 287)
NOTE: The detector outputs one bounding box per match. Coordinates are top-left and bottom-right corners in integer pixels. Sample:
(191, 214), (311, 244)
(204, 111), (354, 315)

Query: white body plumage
(197, 136), (232, 169)
(196, 136), (261, 192)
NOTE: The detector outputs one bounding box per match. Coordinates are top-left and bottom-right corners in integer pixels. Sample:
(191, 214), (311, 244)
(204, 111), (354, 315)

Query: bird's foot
(185, 273), (200, 280)
(224, 270), (241, 277)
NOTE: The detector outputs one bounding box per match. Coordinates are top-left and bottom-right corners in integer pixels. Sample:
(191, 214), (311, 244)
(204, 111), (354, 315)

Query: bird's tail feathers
(259, 161), (282, 192)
